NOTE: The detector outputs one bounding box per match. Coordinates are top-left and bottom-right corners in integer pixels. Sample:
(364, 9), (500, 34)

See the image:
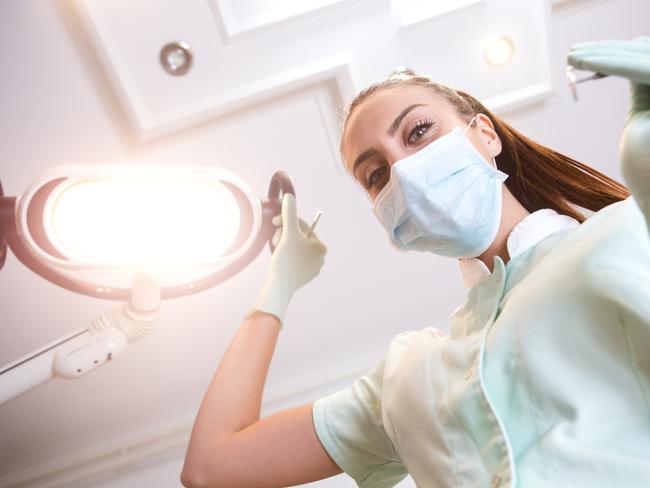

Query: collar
(458, 208), (580, 289)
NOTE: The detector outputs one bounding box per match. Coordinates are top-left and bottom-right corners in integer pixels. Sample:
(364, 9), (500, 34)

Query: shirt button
(491, 474), (502, 487)
(463, 367), (473, 380)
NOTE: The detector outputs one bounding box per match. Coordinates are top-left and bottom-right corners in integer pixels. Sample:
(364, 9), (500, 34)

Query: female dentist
(181, 38), (650, 488)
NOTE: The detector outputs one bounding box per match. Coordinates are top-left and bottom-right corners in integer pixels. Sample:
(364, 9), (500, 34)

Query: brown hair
(340, 69), (630, 223)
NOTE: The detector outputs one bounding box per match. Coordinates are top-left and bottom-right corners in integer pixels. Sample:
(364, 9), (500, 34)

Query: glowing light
(484, 35), (515, 67)
(48, 178), (241, 266)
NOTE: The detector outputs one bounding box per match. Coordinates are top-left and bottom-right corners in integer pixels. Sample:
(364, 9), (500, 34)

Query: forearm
(183, 311), (281, 473)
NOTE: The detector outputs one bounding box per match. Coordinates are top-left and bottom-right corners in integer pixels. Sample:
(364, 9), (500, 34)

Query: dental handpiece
(566, 66), (609, 102)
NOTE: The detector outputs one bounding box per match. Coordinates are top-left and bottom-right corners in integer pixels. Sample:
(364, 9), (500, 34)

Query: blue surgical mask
(372, 117), (509, 258)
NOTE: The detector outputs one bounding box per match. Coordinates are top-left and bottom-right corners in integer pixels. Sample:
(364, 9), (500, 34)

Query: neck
(476, 189), (530, 272)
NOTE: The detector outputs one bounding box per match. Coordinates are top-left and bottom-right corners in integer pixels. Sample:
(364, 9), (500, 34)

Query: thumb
(281, 193), (298, 233)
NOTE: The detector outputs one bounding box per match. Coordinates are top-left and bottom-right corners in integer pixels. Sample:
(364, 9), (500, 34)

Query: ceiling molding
(484, 0), (556, 116)
(72, 1), (360, 142)
(389, 0), (557, 116)
(210, 0), (360, 43)
(549, 0), (614, 12)
(486, 83), (555, 115)
(314, 87), (347, 175)
(390, 0), (486, 32)
(70, 0), (560, 145)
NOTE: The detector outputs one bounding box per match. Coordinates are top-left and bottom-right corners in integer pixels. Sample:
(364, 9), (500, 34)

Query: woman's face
(342, 84), (501, 201)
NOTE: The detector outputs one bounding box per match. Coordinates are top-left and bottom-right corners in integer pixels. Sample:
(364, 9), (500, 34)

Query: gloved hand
(244, 193), (327, 327)
(567, 37), (650, 228)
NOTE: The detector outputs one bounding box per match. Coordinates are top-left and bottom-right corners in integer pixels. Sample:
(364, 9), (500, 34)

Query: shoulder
(381, 326), (448, 378)
(534, 196), (649, 276)
(388, 326), (447, 347)
(578, 195), (646, 238)
(512, 196), (650, 307)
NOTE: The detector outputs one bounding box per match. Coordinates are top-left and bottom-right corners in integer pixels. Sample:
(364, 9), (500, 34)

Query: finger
(298, 219), (322, 241)
(276, 216), (318, 237)
(568, 49), (649, 67)
(297, 218), (311, 234)
(570, 39), (650, 55)
(271, 227), (281, 247)
(567, 53), (650, 83)
(568, 49), (650, 63)
(316, 242), (327, 255)
(273, 214), (321, 239)
(281, 193), (299, 233)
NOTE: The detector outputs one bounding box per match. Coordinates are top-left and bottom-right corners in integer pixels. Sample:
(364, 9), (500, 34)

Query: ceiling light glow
(484, 35), (515, 67)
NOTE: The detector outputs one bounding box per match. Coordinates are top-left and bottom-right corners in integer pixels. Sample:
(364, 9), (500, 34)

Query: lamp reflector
(47, 179), (241, 266)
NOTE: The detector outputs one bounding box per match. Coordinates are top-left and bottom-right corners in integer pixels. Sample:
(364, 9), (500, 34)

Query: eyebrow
(387, 103), (426, 136)
(352, 103), (427, 178)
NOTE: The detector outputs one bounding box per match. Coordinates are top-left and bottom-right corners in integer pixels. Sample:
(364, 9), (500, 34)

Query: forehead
(342, 85), (455, 169)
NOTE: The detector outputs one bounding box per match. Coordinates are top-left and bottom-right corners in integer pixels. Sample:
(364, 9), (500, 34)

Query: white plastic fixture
(483, 35), (515, 67)
(0, 271), (161, 404)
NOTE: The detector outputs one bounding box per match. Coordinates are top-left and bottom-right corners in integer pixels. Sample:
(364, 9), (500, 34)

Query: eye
(407, 119), (434, 145)
(364, 165), (388, 191)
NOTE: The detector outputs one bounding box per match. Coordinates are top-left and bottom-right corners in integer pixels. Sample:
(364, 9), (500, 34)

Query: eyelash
(364, 166), (387, 190)
(363, 118), (435, 190)
(407, 118), (434, 145)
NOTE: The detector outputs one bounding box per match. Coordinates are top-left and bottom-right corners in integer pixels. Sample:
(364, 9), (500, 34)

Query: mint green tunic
(312, 195), (650, 487)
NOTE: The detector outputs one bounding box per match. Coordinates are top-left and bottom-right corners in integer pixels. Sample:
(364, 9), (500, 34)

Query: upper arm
(182, 403), (343, 488)
(181, 353), (412, 488)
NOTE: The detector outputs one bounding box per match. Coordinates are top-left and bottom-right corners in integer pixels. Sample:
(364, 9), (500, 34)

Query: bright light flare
(47, 178), (241, 266)
(483, 35), (515, 67)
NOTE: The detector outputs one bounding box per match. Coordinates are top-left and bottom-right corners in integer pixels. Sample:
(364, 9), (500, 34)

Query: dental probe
(306, 211), (323, 238)
(566, 66), (609, 102)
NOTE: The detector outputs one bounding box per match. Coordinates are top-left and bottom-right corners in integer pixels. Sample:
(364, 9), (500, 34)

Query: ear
(475, 113), (502, 159)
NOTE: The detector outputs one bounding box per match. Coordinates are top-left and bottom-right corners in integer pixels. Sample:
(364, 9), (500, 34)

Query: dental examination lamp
(0, 164), (295, 404)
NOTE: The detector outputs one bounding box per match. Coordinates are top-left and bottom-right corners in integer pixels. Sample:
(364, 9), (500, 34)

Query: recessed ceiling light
(160, 41), (193, 76)
(484, 35), (515, 67)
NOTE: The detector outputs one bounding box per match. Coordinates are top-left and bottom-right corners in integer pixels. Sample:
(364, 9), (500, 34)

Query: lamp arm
(0, 326), (87, 404)
(266, 170), (295, 254)
(0, 273), (161, 405)
(0, 181), (14, 270)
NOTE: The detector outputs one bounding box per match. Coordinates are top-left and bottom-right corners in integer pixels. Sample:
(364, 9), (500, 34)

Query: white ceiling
(1, 0), (648, 486)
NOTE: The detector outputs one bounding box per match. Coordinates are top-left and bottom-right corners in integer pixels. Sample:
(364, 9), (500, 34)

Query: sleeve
(311, 358), (409, 488)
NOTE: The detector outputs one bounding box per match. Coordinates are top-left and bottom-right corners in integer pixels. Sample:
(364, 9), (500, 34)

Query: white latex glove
(244, 193), (326, 327)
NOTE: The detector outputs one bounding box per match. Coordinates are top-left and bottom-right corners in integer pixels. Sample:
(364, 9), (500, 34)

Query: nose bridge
(381, 138), (407, 168)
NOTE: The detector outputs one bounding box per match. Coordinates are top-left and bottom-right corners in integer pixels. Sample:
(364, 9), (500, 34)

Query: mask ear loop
(463, 114), (502, 172)
(463, 115), (477, 134)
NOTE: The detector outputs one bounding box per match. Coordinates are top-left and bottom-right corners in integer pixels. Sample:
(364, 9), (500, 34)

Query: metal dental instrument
(306, 211), (323, 238)
(566, 66), (609, 102)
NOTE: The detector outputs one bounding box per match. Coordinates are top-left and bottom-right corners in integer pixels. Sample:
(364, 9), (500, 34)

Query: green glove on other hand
(567, 37), (650, 228)
(244, 193), (327, 327)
